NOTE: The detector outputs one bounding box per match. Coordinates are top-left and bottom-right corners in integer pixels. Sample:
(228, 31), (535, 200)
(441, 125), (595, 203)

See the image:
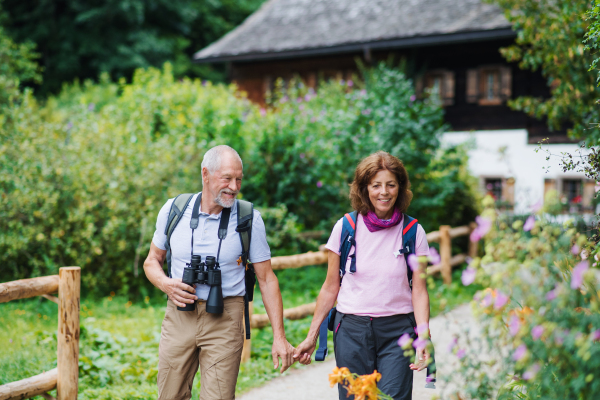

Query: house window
(415, 70), (455, 106)
(562, 179), (582, 204)
(484, 178), (503, 200)
(482, 177), (515, 208)
(466, 66), (512, 105)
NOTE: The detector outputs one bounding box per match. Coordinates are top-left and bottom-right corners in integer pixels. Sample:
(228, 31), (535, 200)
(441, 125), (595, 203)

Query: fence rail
(242, 222), (478, 362)
(0, 267), (80, 400)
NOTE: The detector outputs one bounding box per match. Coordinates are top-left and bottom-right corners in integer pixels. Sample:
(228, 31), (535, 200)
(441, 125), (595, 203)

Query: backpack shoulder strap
(235, 199), (254, 340)
(165, 193), (195, 278)
(338, 211), (358, 279)
(400, 213), (419, 290)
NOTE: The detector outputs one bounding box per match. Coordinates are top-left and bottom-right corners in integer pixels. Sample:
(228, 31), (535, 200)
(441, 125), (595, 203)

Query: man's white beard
(215, 189), (238, 208)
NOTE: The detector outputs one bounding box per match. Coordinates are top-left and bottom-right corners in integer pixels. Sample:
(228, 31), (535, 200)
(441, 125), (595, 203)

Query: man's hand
(163, 278), (197, 308)
(272, 337), (296, 373)
(409, 347), (430, 371)
(293, 336), (317, 365)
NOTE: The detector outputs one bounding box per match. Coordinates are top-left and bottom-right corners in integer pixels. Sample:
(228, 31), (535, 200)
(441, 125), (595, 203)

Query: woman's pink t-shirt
(325, 214), (429, 317)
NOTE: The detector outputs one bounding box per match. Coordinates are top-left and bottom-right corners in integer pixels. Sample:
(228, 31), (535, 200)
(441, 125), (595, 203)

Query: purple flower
(407, 254), (419, 272)
(523, 363), (541, 380)
(201, 80), (207, 86)
(304, 94), (312, 102)
(299, 153), (305, 159)
(494, 291), (509, 309)
(417, 323), (429, 336)
(572, 244), (580, 255)
(546, 288), (557, 301)
(592, 330), (600, 341)
(482, 293), (493, 307)
(316, 181), (323, 188)
(428, 247), (441, 265)
(88, 103), (95, 111)
(360, 89), (367, 96)
(509, 316), (521, 336)
(532, 325), (544, 340)
(523, 216), (535, 232)
(531, 199), (543, 212)
(512, 344), (527, 361)
(347, 80), (354, 87)
(470, 216), (492, 242)
(461, 267), (477, 286)
(296, 97), (303, 103)
(299, 104), (305, 110)
(413, 337), (427, 350)
(410, 95), (416, 102)
(260, 108), (266, 116)
(571, 260), (589, 289)
(457, 349), (466, 359)
(448, 337), (458, 352)
(397, 333), (411, 348)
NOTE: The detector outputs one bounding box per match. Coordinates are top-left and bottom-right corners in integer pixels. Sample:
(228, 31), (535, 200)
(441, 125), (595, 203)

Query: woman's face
(367, 169), (399, 219)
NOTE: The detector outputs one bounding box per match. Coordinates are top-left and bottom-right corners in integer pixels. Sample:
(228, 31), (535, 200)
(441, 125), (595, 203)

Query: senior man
(144, 145), (295, 400)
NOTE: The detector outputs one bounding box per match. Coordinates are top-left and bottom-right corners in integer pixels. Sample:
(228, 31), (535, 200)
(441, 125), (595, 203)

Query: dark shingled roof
(194, 0), (513, 63)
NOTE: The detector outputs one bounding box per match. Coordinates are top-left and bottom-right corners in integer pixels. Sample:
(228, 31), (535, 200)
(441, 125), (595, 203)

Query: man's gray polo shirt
(152, 193), (271, 300)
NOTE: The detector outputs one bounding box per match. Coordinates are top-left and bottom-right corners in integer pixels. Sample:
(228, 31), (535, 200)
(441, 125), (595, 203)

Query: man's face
(202, 154), (243, 208)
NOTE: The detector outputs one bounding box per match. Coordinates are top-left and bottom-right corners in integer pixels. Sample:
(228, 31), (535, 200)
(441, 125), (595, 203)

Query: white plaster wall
(441, 129), (588, 214)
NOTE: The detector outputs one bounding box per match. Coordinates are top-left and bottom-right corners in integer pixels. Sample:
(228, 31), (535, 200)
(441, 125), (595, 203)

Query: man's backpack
(314, 211), (420, 361)
(163, 193), (256, 339)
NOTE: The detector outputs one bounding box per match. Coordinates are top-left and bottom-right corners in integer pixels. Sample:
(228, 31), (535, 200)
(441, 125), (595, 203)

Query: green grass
(0, 264), (479, 399)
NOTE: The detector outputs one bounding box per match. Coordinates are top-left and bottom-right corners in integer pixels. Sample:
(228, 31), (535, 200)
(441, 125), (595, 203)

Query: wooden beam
(468, 222), (479, 259)
(0, 275), (59, 304)
(57, 267), (80, 400)
(0, 368), (57, 400)
(449, 225), (471, 239)
(252, 302), (316, 329)
(428, 254), (468, 275)
(439, 226), (452, 285)
(271, 251), (328, 270)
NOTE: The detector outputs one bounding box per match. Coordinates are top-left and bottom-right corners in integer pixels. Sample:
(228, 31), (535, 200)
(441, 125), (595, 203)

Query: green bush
(447, 197), (600, 399)
(1, 62), (479, 295)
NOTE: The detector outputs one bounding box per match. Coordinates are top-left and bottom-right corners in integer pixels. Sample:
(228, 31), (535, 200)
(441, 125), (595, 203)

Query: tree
(491, 0), (600, 142)
(0, 0), (264, 95)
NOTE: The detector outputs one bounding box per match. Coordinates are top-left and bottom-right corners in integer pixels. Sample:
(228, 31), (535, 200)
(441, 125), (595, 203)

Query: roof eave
(193, 27), (516, 64)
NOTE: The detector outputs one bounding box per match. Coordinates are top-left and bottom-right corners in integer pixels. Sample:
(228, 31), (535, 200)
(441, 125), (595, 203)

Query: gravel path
(239, 304), (477, 400)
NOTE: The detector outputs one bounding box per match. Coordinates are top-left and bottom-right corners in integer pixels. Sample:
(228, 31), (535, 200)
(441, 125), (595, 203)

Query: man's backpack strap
(399, 214), (419, 290)
(235, 199), (254, 340)
(165, 193), (195, 278)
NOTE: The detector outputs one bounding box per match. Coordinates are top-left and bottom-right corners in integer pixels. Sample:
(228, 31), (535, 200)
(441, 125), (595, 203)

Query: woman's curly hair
(349, 151), (413, 215)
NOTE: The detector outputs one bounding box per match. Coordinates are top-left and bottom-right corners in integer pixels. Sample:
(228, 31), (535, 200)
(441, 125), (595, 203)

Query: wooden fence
(0, 267), (81, 400)
(241, 222), (478, 362)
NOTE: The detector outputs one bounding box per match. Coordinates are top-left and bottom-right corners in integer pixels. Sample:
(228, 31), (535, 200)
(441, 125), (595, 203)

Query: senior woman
(294, 151), (431, 400)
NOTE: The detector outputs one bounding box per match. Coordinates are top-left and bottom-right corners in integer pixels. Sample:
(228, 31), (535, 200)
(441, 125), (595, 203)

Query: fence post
(468, 222), (478, 259)
(439, 226), (452, 285)
(57, 267), (80, 400)
(241, 301), (253, 363)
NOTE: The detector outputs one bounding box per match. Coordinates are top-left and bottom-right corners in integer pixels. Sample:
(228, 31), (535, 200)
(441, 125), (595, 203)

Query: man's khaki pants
(158, 296), (245, 400)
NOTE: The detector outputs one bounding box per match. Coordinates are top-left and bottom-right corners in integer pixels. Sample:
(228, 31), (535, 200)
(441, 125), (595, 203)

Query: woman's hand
(293, 336), (318, 365)
(409, 346), (430, 371)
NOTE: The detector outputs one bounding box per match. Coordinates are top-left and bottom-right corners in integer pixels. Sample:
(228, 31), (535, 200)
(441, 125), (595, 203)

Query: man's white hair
(201, 145), (243, 176)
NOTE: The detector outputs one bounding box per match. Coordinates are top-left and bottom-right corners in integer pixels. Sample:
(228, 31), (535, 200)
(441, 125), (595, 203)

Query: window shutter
(415, 76), (424, 99)
(466, 69), (479, 103)
(443, 71), (455, 106)
(500, 66), (512, 101)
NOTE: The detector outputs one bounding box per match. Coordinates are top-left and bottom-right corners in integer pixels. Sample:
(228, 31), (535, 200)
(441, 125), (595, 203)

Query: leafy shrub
(447, 197), (600, 399)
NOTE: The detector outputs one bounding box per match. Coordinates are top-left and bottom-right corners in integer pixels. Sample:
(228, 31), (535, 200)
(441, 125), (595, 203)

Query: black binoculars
(177, 255), (224, 314)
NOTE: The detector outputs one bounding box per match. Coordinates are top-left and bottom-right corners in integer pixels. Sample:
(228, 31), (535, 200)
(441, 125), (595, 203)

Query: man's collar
(198, 192), (236, 219)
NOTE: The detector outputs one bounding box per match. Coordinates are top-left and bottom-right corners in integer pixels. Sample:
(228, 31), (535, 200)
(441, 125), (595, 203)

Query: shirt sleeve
(151, 198), (174, 251)
(249, 210), (271, 263)
(414, 224), (430, 256)
(325, 218), (344, 255)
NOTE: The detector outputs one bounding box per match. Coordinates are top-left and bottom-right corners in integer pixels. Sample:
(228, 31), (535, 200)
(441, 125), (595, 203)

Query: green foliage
(491, 0), (600, 141)
(447, 198), (600, 399)
(0, 0), (265, 94)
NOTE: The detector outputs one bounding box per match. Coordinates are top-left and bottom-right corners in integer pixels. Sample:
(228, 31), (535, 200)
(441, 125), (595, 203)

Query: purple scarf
(363, 208), (402, 232)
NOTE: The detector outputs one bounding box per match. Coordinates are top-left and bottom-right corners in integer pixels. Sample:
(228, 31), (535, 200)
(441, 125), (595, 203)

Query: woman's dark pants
(333, 311), (415, 400)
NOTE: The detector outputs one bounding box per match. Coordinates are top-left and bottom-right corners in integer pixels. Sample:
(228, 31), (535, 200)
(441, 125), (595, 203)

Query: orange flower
(347, 370), (381, 400)
(508, 306), (535, 324)
(329, 366), (351, 388)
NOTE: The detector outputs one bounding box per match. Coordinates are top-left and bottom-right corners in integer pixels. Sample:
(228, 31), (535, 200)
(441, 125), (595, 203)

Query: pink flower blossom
(523, 363), (541, 380)
(428, 247), (441, 264)
(470, 216), (492, 242)
(531, 199), (543, 212)
(532, 325), (544, 340)
(482, 293), (493, 307)
(347, 80), (354, 87)
(494, 291), (509, 309)
(571, 260), (589, 289)
(523, 216), (535, 232)
(546, 288), (557, 301)
(509, 316), (521, 336)
(426, 374), (435, 383)
(299, 153), (305, 159)
(299, 104), (305, 110)
(461, 267), (477, 286)
(457, 349), (466, 359)
(316, 181), (323, 188)
(512, 344), (527, 361)
(304, 94), (312, 101)
(417, 323), (429, 336)
(410, 95), (416, 102)
(447, 337), (458, 352)
(397, 333), (411, 348)
(413, 337), (427, 350)
(407, 254), (419, 272)
(592, 330), (600, 341)
(572, 244), (580, 255)
(260, 108), (266, 116)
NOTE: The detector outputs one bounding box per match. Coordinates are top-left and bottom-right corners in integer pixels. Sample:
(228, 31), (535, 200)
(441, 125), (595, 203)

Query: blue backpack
(314, 211), (420, 361)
